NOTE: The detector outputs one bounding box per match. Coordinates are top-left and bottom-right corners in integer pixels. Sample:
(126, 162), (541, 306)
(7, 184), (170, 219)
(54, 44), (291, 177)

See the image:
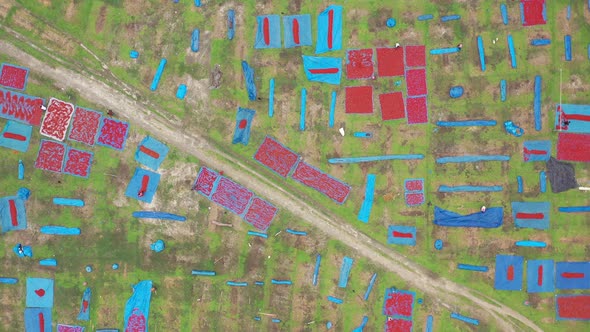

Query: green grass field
(1, 0), (589, 331)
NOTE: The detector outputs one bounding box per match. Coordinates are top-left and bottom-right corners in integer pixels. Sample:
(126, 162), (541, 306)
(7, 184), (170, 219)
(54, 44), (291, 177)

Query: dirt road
(0, 36), (541, 331)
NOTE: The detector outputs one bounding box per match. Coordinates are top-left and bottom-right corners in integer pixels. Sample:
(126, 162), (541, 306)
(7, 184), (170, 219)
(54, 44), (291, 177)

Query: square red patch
(376, 47), (404, 77)
(346, 49), (374, 79)
(406, 96), (428, 124)
(405, 45), (426, 67)
(345, 86), (373, 114)
(406, 69), (427, 96)
(379, 92), (405, 120)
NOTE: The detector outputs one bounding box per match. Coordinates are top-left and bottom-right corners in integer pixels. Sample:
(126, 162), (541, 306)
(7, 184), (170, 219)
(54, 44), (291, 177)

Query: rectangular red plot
(68, 107), (102, 146)
(40, 98), (75, 141)
(345, 86), (373, 114)
(211, 177), (254, 215)
(62, 148), (93, 178)
(0, 88), (44, 126)
(405, 45), (426, 67)
(244, 197), (277, 231)
(406, 96), (428, 124)
(193, 167), (219, 197)
(0, 63), (29, 90)
(406, 68), (427, 97)
(383, 288), (415, 317)
(291, 161), (350, 204)
(376, 47), (404, 77)
(254, 136), (300, 177)
(557, 132), (590, 162)
(385, 318), (413, 332)
(346, 49), (374, 79)
(556, 294), (590, 320)
(379, 92), (405, 120)
(35, 140), (66, 173)
(521, 0), (546, 27)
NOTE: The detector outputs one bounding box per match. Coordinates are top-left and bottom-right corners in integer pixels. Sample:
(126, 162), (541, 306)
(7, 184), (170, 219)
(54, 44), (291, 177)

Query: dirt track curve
(0, 35), (541, 331)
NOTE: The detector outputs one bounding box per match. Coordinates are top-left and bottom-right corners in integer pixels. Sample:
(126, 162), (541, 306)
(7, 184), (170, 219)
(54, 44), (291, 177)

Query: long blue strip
(269, 78), (275, 117)
(329, 154), (424, 164)
(436, 155), (510, 163)
(517, 176), (523, 193)
(439, 185), (503, 192)
(500, 4), (508, 25)
(329, 91), (336, 128)
(457, 264), (489, 272)
(300, 88), (307, 131)
(500, 79), (507, 102)
(437, 120), (496, 127)
(507, 35), (517, 68)
(515, 240), (547, 247)
(477, 36), (486, 71)
(451, 312), (479, 325)
(313, 254), (321, 286)
(430, 47), (460, 55)
(559, 206), (590, 213)
(363, 273), (377, 301)
(150, 58), (167, 91)
(534, 75), (542, 131)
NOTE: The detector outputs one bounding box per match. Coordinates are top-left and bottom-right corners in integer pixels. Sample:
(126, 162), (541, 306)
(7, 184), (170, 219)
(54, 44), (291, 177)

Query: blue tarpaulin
(18, 160), (24, 180)
(555, 104), (590, 133)
(124, 280), (153, 332)
(501, 79), (507, 102)
(430, 47), (460, 55)
(40, 226), (81, 235)
(477, 36), (486, 71)
(0, 120), (32, 152)
(283, 15), (312, 48)
(458, 264), (488, 272)
(338, 256), (354, 288)
(363, 273), (377, 301)
(556, 262), (590, 290)
(449, 86), (464, 98)
(523, 140), (551, 162)
(329, 91), (336, 127)
(417, 14), (434, 21)
(451, 313), (479, 326)
(151, 240), (165, 252)
(150, 58), (167, 91)
(531, 38), (551, 46)
(241, 61), (257, 101)
(565, 35), (572, 61)
(39, 258), (57, 266)
(227, 10), (235, 40)
(313, 254), (321, 286)
(132, 211), (186, 221)
(0, 277), (18, 284)
(191, 29), (200, 52)
(302, 55), (342, 85)
(540, 171), (547, 192)
(24, 307), (52, 332)
(13, 243), (32, 257)
(534, 75), (542, 131)
(327, 296), (343, 304)
(508, 35), (517, 68)
(501, 4), (508, 25)
(441, 14), (461, 22)
(176, 84), (187, 99)
(559, 206), (590, 213)
(357, 174), (376, 223)
(53, 197), (84, 207)
(433, 206), (503, 228)
(315, 5), (343, 54)
(77, 287), (91, 321)
(0, 196), (27, 233)
(26, 278), (54, 308)
(125, 167), (161, 203)
(135, 136), (169, 171)
(255, 15), (281, 49)
(300, 88), (306, 131)
(232, 107), (256, 145)
(387, 225), (416, 246)
(268, 78), (275, 117)
(352, 316), (368, 332)
(512, 202), (550, 230)
(527, 259), (555, 293)
(494, 255), (524, 291)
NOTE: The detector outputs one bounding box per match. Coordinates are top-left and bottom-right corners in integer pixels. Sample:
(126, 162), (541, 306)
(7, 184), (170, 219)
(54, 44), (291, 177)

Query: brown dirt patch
(95, 5), (107, 33)
(0, 0), (13, 19)
(64, 0), (77, 21)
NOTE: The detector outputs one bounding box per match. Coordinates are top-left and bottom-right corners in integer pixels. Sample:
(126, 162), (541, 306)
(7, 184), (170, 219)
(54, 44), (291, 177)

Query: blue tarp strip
(135, 136), (169, 171)
(512, 202), (550, 230)
(477, 36), (486, 71)
(451, 313), (479, 326)
(565, 35), (572, 61)
(353, 132), (372, 138)
(494, 255), (524, 290)
(556, 103), (590, 133)
(124, 280), (152, 331)
(540, 171), (547, 193)
(426, 315), (434, 332)
(132, 211), (186, 221)
(329, 154), (424, 163)
(283, 15), (312, 48)
(176, 84), (187, 99)
(302, 55), (342, 85)
(25, 307), (52, 332)
(232, 107), (255, 145)
(268, 78), (275, 117)
(248, 231), (268, 238)
(39, 258), (57, 266)
(241, 61), (257, 101)
(458, 264), (489, 272)
(338, 256), (354, 288)
(150, 58), (167, 91)
(327, 296), (343, 304)
(77, 287), (91, 321)
(508, 35), (517, 68)
(313, 254), (321, 286)
(226, 281), (248, 287)
(255, 281), (264, 285)
(227, 10), (235, 40)
(434, 206), (503, 228)
(437, 120), (496, 126)
(191, 270), (216, 276)
(53, 197), (84, 207)
(515, 240), (546, 247)
(501, 79), (507, 101)
(439, 185), (503, 192)
(417, 14), (434, 21)
(300, 88), (307, 131)
(567, 5), (571, 20)
(556, 262), (590, 290)
(0, 277), (18, 284)
(430, 47), (460, 55)
(501, 4), (508, 25)
(315, 5), (343, 54)
(559, 206), (590, 213)
(437, 155), (510, 163)
(363, 273), (377, 301)
(352, 316), (368, 332)
(534, 75), (542, 131)
(40, 226), (81, 235)
(357, 174), (376, 223)
(18, 160), (24, 180)
(191, 29), (200, 52)
(254, 15), (281, 49)
(527, 259), (554, 293)
(194, 0), (200, 6)
(271, 279), (292, 285)
(517, 176), (523, 193)
(286, 228), (307, 236)
(329, 91), (336, 127)
(531, 38), (551, 46)
(441, 15), (460, 22)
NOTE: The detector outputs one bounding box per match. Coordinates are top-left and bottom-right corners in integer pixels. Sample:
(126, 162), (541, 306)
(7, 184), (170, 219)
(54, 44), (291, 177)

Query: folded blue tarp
(39, 258), (57, 266)
(53, 197), (84, 207)
(433, 206), (503, 228)
(124, 281), (153, 331)
(0, 277), (18, 284)
(241, 61), (257, 101)
(227, 10), (235, 40)
(40, 226), (81, 235)
(191, 29), (200, 52)
(77, 287), (91, 321)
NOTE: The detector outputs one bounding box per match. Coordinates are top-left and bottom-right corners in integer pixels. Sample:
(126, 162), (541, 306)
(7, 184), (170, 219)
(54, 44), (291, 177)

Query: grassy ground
(1, 0), (589, 331)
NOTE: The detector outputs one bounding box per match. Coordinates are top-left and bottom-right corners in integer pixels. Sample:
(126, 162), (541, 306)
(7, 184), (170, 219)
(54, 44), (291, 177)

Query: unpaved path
(0, 35), (541, 331)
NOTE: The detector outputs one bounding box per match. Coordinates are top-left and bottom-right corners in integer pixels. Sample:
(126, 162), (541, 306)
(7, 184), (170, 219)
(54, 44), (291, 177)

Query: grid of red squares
(345, 45), (428, 124)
